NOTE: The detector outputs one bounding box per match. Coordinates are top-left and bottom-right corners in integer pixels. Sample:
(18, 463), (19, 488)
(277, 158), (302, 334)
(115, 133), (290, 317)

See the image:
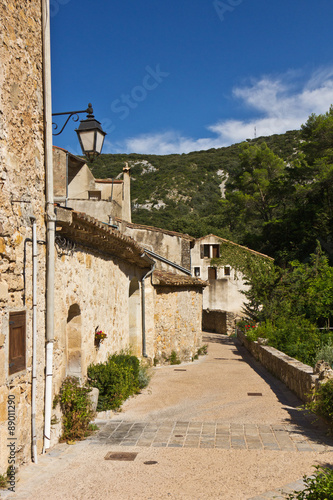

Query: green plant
(55, 377), (96, 442)
(0, 472), (8, 489)
(87, 351), (150, 411)
(306, 379), (333, 428)
(197, 344), (208, 356)
(314, 338), (333, 368)
(286, 466), (333, 499)
(169, 350), (181, 365)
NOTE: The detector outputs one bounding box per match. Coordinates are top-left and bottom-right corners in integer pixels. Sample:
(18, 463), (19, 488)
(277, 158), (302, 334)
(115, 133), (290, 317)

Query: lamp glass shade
(95, 130), (105, 154)
(78, 130), (95, 153)
(75, 115), (107, 161)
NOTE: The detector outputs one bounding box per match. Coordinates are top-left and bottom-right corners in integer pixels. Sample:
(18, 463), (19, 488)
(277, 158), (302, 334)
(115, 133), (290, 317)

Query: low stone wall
(203, 310), (236, 335)
(237, 331), (316, 402)
(203, 310), (226, 334)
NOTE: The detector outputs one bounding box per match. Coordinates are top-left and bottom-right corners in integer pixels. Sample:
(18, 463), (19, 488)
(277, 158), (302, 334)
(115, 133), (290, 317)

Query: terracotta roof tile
(152, 270), (208, 287)
(115, 218), (195, 241)
(55, 208), (154, 269)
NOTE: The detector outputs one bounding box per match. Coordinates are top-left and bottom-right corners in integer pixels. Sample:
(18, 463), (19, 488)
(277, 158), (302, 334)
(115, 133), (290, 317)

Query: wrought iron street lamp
(52, 103), (107, 162)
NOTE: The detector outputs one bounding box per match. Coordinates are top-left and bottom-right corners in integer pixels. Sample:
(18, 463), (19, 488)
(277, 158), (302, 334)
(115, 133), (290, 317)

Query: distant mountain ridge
(88, 130), (301, 242)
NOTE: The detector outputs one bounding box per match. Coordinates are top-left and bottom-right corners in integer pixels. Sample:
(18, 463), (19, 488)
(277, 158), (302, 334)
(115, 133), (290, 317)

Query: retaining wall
(237, 331), (317, 402)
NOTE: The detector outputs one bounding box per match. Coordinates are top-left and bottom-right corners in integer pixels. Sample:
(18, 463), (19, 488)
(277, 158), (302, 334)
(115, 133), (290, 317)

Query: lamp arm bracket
(52, 104), (93, 136)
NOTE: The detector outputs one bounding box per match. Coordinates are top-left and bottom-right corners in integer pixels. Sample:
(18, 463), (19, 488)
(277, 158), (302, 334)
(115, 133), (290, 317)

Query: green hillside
(89, 130), (300, 241)
(88, 108), (333, 265)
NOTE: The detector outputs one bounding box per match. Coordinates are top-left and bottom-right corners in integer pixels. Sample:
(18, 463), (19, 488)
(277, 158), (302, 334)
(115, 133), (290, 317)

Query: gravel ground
(2, 333), (333, 500)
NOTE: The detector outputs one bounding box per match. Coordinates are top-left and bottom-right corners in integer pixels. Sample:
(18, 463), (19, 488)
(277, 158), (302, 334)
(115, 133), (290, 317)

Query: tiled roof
(195, 234), (274, 260)
(55, 207), (154, 269)
(152, 270), (208, 287)
(115, 218), (195, 241)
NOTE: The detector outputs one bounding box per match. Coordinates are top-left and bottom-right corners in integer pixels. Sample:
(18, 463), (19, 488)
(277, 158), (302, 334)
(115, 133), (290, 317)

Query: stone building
(53, 146), (131, 223)
(191, 234), (273, 334)
(0, 0), (47, 472)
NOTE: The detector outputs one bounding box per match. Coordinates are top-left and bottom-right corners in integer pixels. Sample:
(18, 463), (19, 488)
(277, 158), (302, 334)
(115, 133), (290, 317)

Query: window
(203, 245), (210, 258)
(208, 267), (217, 280)
(9, 311), (26, 375)
(200, 244), (220, 259)
(224, 266), (231, 276)
(194, 267), (200, 277)
(88, 190), (101, 200)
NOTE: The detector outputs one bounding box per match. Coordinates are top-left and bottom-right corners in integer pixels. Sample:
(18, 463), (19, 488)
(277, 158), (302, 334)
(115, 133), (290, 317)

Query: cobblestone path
(94, 419), (333, 453)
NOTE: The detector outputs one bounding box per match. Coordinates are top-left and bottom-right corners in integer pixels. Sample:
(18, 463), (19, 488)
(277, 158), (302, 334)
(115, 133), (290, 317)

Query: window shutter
(200, 245), (204, 259)
(9, 311), (26, 375)
(212, 245), (220, 258)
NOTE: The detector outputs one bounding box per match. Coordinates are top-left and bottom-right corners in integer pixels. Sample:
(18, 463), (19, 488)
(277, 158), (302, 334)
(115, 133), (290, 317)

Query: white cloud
(106, 67), (333, 155)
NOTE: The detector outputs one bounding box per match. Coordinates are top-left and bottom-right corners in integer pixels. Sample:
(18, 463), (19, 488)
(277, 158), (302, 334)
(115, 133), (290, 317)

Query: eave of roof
(152, 270), (208, 287)
(55, 207), (154, 269)
(195, 234), (274, 260)
(115, 218), (195, 241)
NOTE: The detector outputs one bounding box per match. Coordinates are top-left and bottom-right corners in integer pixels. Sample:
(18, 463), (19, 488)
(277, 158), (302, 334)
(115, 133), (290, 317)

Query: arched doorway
(128, 278), (141, 357)
(66, 304), (82, 379)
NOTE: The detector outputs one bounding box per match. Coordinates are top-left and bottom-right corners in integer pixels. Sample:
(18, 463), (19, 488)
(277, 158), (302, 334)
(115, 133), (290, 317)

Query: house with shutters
(191, 234), (273, 334)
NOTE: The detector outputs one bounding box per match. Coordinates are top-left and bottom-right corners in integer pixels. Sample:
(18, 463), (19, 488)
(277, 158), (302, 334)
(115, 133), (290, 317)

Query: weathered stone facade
(0, 0), (46, 472)
(152, 271), (205, 363)
(119, 220), (194, 273)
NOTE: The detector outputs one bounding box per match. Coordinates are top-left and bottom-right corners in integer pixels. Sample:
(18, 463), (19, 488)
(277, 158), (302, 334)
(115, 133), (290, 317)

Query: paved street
(1, 334), (333, 500)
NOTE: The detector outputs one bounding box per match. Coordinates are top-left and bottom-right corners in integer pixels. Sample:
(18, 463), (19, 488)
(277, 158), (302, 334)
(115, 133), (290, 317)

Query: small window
(208, 267), (217, 280)
(88, 190), (101, 200)
(224, 266), (231, 276)
(194, 267), (200, 277)
(9, 311), (26, 375)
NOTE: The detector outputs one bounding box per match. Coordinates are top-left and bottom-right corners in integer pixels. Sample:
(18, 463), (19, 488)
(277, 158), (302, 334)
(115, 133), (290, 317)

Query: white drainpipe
(30, 216), (38, 463)
(42, 0), (56, 453)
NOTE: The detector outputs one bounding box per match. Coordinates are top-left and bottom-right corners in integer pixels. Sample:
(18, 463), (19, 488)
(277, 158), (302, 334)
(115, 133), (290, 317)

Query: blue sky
(51, 0), (333, 155)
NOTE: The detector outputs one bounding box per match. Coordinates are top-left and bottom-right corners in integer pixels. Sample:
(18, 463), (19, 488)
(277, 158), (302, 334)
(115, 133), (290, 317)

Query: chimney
(122, 162), (131, 222)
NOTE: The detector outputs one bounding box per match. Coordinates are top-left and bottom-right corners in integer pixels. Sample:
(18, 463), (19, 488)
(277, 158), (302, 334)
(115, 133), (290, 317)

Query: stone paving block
(294, 442), (315, 452)
(137, 441), (153, 447)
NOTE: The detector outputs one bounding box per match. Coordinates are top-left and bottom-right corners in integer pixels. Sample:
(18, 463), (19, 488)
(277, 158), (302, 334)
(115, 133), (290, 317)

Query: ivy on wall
(211, 241), (274, 279)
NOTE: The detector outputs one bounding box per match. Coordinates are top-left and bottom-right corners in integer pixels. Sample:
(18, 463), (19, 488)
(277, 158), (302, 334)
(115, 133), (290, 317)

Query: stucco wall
(153, 287), (203, 363)
(0, 0), (46, 472)
(67, 199), (123, 223)
(191, 236), (249, 316)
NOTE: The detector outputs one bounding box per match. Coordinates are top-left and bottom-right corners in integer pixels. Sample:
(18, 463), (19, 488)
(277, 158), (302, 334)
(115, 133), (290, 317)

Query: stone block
(88, 387), (99, 412)
(0, 281), (8, 301)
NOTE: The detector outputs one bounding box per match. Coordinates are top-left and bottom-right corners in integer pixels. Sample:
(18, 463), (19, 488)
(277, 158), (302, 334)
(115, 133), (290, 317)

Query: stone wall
(51, 241), (150, 445)
(202, 310), (227, 334)
(154, 287), (203, 363)
(121, 222), (193, 272)
(202, 310), (237, 335)
(237, 331), (316, 402)
(0, 1), (46, 473)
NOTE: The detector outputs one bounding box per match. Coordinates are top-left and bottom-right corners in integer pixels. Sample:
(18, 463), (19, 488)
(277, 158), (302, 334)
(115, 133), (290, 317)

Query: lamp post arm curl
(52, 103), (94, 136)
